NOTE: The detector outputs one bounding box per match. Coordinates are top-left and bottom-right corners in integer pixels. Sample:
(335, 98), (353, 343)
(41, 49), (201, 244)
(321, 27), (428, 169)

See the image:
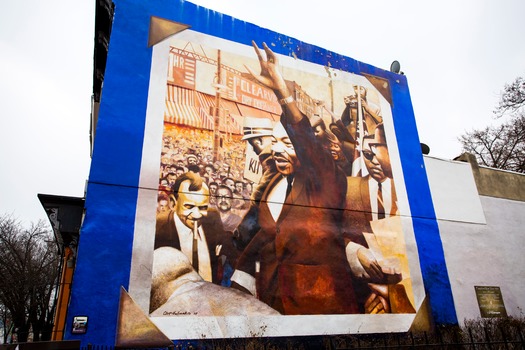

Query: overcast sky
(1, 0), (524, 227)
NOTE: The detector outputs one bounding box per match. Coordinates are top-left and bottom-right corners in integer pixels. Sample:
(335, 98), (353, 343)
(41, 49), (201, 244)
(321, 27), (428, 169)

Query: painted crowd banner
(127, 22), (425, 339)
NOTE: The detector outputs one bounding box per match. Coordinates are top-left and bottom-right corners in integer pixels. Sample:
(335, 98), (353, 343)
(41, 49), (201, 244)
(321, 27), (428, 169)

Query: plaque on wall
(475, 286), (507, 318)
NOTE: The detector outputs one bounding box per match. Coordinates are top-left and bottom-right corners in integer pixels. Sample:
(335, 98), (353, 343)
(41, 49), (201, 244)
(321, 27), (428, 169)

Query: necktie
(192, 227), (199, 272)
(285, 175), (294, 199)
(378, 182), (385, 219)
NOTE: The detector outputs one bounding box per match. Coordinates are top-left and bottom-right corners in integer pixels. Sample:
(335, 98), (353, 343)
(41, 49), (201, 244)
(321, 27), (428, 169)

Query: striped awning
(164, 100), (201, 128)
(196, 92), (243, 117)
(166, 84), (195, 104)
(221, 100), (242, 135)
(195, 92), (218, 131)
(198, 106), (214, 130)
(165, 87), (263, 134)
(164, 84), (201, 127)
(194, 92), (243, 134)
(196, 92), (215, 114)
(229, 114), (243, 135)
(220, 99), (241, 116)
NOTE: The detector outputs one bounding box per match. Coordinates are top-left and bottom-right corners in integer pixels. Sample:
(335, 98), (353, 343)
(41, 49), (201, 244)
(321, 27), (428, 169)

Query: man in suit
(230, 41), (360, 315)
(343, 134), (398, 298)
(345, 134), (398, 235)
(371, 123), (393, 179)
(232, 116), (277, 251)
(240, 116), (274, 199)
(344, 132), (416, 314)
(216, 185), (243, 232)
(154, 172), (237, 287)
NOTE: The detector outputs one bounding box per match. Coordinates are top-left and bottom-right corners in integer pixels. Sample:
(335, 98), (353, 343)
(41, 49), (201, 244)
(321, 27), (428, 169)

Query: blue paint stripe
(66, 2), (154, 345)
(389, 80), (458, 324)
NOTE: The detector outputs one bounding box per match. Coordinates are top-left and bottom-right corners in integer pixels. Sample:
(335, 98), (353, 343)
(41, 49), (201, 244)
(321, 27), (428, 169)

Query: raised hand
(244, 41), (289, 99)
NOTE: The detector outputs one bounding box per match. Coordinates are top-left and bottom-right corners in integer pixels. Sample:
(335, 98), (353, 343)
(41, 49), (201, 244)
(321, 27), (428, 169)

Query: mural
(128, 27), (424, 338)
(59, 0), (464, 344)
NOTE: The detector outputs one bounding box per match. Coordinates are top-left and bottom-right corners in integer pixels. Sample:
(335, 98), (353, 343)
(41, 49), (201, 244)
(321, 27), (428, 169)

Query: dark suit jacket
(344, 176), (373, 244)
(235, 116), (359, 315)
(155, 209), (237, 285)
(343, 175), (404, 312)
(344, 175), (398, 242)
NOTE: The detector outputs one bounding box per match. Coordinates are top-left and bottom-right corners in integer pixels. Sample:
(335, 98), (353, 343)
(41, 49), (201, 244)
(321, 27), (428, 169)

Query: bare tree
(494, 76), (525, 116)
(0, 215), (60, 343)
(459, 77), (525, 173)
(1, 304), (14, 344)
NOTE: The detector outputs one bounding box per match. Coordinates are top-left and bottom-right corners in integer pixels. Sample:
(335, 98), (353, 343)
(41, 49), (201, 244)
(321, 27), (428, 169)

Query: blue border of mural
(66, 0), (457, 346)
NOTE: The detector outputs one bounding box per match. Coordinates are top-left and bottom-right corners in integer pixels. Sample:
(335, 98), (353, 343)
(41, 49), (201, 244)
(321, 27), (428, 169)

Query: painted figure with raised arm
(230, 42), (360, 315)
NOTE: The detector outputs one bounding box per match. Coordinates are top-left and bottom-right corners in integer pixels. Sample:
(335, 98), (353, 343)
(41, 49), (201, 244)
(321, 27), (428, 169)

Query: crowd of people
(157, 125), (253, 219)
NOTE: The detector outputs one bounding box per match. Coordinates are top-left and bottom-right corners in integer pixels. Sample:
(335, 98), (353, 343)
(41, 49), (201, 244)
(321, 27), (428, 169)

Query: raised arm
(244, 41), (303, 124)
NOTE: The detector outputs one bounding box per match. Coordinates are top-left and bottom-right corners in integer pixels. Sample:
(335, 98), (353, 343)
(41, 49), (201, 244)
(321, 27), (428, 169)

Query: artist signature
(163, 310), (198, 316)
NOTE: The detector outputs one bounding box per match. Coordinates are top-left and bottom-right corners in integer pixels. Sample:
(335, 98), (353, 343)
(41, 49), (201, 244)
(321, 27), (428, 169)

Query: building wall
(455, 153), (525, 201)
(66, 0), (457, 346)
(425, 155), (525, 323)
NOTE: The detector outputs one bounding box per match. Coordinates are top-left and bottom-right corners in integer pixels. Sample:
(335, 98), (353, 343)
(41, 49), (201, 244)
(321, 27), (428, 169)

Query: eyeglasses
(216, 195), (231, 200)
(362, 150), (375, 161)
(369, 142), (387, 154)
(369, 142), (387, 148)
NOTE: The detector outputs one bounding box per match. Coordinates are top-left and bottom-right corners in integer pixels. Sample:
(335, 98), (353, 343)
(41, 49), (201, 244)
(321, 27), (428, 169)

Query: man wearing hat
(185, 153), (199, 168)
(241, 117), (272, 156)
(233, 117), (277, 250)
(240, 116), (276, 203)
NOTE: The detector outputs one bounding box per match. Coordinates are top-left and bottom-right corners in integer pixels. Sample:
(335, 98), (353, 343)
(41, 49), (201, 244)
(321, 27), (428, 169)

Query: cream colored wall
(424, 156), (485, 224)
(424, 156), (525, 323)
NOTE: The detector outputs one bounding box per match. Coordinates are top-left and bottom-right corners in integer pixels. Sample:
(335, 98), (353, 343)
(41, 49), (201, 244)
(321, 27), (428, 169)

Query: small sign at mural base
(475, 286), (507, 318)
(72, 315), (89, 334)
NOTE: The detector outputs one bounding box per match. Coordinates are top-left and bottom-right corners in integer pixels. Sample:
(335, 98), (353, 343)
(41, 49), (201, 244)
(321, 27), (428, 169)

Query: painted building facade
(47, 0), (524, 347)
